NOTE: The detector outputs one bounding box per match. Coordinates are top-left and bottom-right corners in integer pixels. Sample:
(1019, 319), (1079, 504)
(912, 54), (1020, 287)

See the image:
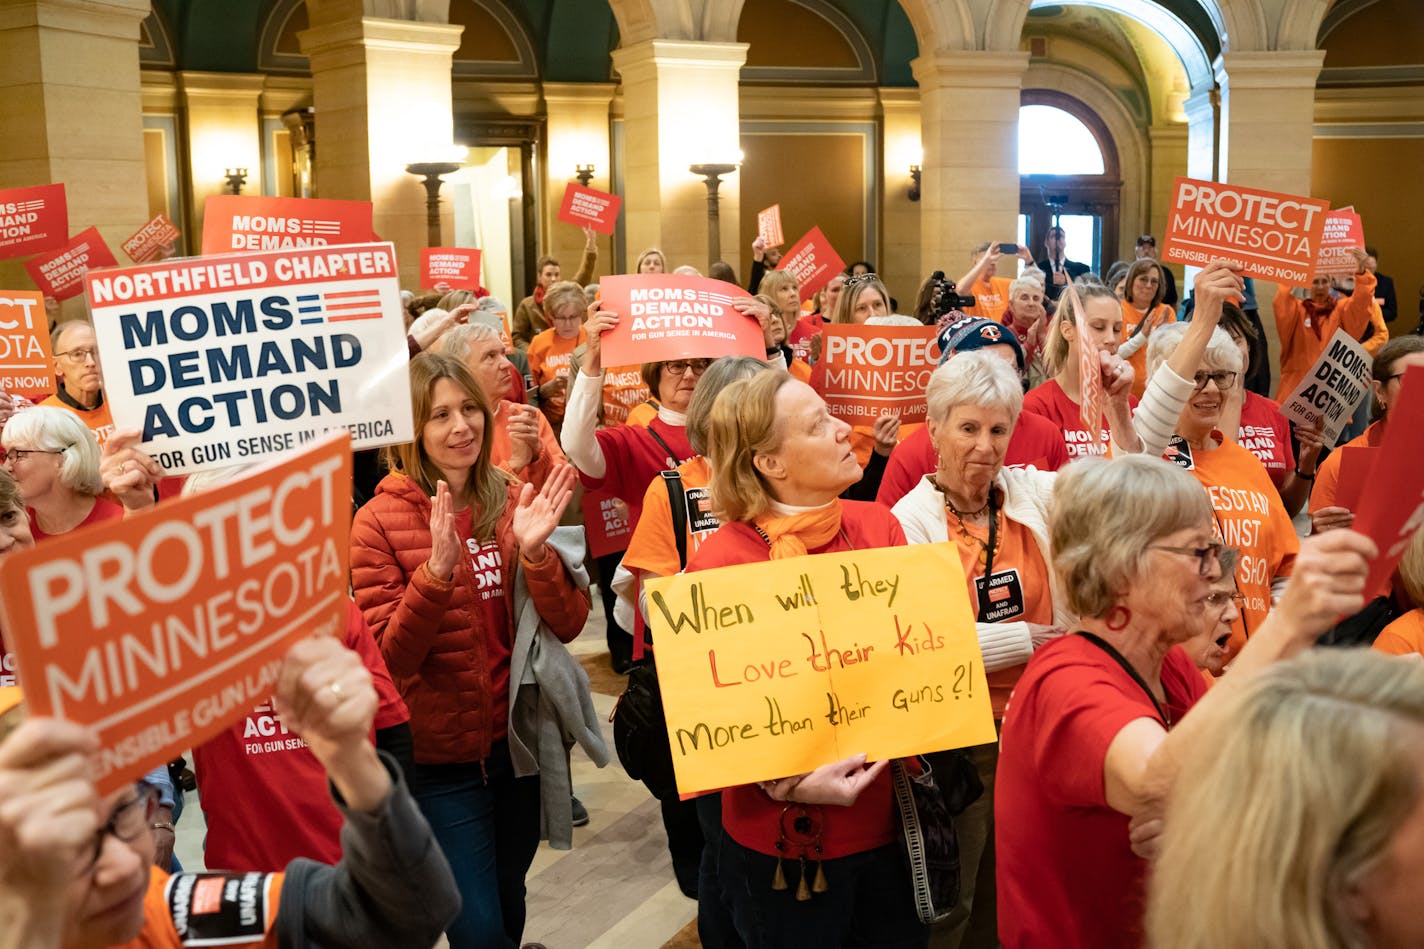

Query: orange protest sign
(778, 227), (846, 302)
(1351, 367), (1424, 596)
(811, 324), (939, 426)
(420, 247), (483, 290)
(757, 204), (784, 247)
(557, 183), (622, 235)
(0, 290), (55, 399)
(0, 434), (352, 795)
(122, 213), (181, 264)
(1314, 209), (1365, 277)
(596, 274), (765, 366)
(201, 195), (375, 256)
(1161, 177), (1329, 288)
(24, 227), (118, 300)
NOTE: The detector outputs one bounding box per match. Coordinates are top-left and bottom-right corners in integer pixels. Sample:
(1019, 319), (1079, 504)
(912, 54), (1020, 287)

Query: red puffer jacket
(350, 472), (589, 764)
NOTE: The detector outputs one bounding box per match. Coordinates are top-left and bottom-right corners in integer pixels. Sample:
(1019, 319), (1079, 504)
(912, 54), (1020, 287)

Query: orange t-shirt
(944, 509), (1054, 717)
(625, 400), (658, 428)
(1308, 420), (1384, 514)
(525, 327), (584, 426)
(1121, 301), (1176, 400)
(1374, 609), (1424, 657)
(622, 455), (716, 580)
(38, 392), (114, 446)
(964, 276), (1014, 323)
(1175, 438), (1299, 661)
(600, 364), (651, 427)
(118, 868), (282, 948)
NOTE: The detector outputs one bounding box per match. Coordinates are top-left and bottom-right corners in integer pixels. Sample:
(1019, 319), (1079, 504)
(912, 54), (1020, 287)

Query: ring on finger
(326, 680), (346, 701)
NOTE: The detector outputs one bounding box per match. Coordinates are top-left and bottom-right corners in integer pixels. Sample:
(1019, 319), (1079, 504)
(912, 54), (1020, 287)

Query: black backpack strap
(660, 469), (689, 569)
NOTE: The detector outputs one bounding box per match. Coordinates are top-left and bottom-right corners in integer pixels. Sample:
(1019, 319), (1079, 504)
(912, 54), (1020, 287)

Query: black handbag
(1317, 595), (1400, 647)
(891, 750), (982, 924)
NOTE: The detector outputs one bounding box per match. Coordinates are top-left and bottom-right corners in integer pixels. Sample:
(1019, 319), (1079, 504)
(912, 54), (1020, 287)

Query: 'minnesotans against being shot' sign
(85, 243), (414, 474)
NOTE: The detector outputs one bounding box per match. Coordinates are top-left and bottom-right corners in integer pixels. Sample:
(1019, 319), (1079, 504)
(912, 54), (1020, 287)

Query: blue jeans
(411, 740), (541, 949)
(718, 836), (927, 949)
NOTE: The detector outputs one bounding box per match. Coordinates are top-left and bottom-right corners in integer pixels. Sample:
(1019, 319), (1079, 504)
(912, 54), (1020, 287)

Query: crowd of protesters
(0, 213), (1421, 949)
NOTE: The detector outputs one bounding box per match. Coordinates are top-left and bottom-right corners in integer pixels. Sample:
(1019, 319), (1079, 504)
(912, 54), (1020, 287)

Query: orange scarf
(753, 500), (844, 560)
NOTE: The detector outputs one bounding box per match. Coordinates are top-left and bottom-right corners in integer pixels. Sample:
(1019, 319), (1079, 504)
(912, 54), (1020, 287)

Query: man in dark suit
(1365, 246), (1397, 324)
(1035, 225), (1090, 301)
(1135, 233), (1179, 307)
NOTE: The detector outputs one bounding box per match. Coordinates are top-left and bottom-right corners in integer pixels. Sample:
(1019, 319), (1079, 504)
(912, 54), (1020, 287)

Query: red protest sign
(1313, 209), (1365, 277)
(557, 183), (622, 235)
(121, 213), (181, 264)
(778, 227), (846, 302)
(810, 324), (940, 426)
(1334, 445), (1380, 513)
(582, 487), (632, 557)
(1161, 177), (1329, 288)
(1352, 367), (1424, 595)
(421, 247), (483, 291)
(1066, 283), (1106, 449)
(0, 183), (67, 260)
(0, 290), (55, 399)
(23, 227), (118, 300)
(0, 433), (352, 794)
(596, 274), (764, 366)
(201, 194), (375, 256)
(758, 204), (784, 247)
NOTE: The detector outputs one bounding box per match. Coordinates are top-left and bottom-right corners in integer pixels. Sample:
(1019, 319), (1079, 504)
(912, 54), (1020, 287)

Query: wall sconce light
(406, 161), (464, 247)
(689, 162), (739, 271)
(908, 165), (921, 202)
(224, 167), (249, 195)
(574, 164), (596, 187)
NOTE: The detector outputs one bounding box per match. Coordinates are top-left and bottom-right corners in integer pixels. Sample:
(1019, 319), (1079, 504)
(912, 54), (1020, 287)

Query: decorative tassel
(796, 856), (811, 901)
(771, 857), (787, 891)
(812, 860), (829, 894)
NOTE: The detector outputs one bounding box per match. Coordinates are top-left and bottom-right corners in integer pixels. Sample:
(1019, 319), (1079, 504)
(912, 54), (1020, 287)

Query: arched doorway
(1018, 93), (1120, 273)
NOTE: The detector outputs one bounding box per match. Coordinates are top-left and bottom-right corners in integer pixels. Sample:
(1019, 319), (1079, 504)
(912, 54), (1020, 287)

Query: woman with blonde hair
(1147, 647), (1424, 949)
(635, 247), (666, 274)
(350, 351), (593, 948)
(1, 405), (120, 540)
(995, 453), (1376, 948)
(825, 273), (917, 466)
(756, 267), (802, 341)
(687, 370), (923, 946)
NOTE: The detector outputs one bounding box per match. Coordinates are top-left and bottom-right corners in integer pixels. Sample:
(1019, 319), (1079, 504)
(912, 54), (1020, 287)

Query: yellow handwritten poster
(645, 543), (995, 794)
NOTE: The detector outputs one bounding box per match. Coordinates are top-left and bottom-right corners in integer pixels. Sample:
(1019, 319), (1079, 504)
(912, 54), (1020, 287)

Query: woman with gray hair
(0, 405), (120, 540)
(995, 455), (1376, 948)
(1142, 319), (1298, 667)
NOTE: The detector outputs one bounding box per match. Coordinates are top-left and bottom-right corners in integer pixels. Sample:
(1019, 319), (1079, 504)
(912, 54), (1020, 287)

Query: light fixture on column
(689, 162), (739, 271)
(224, 168), (249, 195)
(406, 161), (464, 247)
(574, 163), (596, 187)
(908, 165), (921, 202)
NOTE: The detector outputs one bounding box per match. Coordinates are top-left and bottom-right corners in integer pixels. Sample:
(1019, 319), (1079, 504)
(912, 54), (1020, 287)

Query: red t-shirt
(996, 635), (1208, 949)
(27, 496), (124, 541)
(1236, 392), (1294, 490)
(684, 501), (905, 860)
(875, 414), (1070, 507)
(454, 508), (512, 736)
(192, 601), (409, 872)
(1022, 378), (1136, 460)
(580, 418), (695, 526)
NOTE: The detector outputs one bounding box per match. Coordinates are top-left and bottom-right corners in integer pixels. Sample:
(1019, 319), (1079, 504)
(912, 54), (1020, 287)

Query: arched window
(1018, 105), (1105, 175)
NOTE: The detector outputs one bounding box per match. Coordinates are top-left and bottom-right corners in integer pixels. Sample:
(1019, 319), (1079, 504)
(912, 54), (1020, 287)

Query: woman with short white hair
(892, 351), (1076, 944)
(1, 405), (120, 540)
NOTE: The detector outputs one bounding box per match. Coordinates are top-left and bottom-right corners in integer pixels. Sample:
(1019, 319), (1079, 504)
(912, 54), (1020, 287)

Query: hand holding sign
(1266, 529), (1376, 642)
(582, 302), (618, 375)
(760, 753), (888, 806)
(99, 428), (165, 512)
(0, 716), (102, 895)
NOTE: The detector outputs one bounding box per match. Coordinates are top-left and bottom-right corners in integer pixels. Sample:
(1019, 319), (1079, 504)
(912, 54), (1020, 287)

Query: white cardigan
(892, 467), (1077, 672)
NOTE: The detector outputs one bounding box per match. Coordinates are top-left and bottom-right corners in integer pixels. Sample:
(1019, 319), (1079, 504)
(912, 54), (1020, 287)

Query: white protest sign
(85, 243), (413, 473)
(1280, 328), (1373, 446)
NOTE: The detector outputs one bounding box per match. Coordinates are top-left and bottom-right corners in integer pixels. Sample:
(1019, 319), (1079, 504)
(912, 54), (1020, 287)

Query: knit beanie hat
(936, 314), (1025, 372)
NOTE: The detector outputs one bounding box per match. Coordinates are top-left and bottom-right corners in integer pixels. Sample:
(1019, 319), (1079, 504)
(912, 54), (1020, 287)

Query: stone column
(1182, 82), (1218, 183)
(543, 82), (615, 280)
(611, 39), (747, 277)
(880, 88), (922, 305)
(0, 0), (150, 308)
(299, 6), (463, 287)
(179, 72), (266, 236)
(911, 50), (1029, 275)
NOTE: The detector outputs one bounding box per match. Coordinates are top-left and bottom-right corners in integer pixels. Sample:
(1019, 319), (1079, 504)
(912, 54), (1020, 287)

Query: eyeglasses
(663, 359), (711, 377)
(1151, 542), (1225, 577)
(1192, 370), (1238, 392)
(86, 784), (158, 871)
(550, 312), (583, 323)
(55, 348), (98, 363)
(4, 448), (63, 462)
(1205, 590), (1244, 611)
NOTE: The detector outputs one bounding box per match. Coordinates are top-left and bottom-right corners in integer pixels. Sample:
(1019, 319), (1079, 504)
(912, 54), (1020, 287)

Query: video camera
(926, 271), (976, 320)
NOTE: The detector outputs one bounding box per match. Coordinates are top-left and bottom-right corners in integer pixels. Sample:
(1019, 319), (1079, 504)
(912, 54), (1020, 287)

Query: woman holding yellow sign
(687, 370), (923, 947)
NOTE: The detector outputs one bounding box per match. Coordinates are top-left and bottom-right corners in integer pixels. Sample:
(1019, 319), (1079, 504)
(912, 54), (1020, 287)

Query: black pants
(593, 550), (633, 667)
